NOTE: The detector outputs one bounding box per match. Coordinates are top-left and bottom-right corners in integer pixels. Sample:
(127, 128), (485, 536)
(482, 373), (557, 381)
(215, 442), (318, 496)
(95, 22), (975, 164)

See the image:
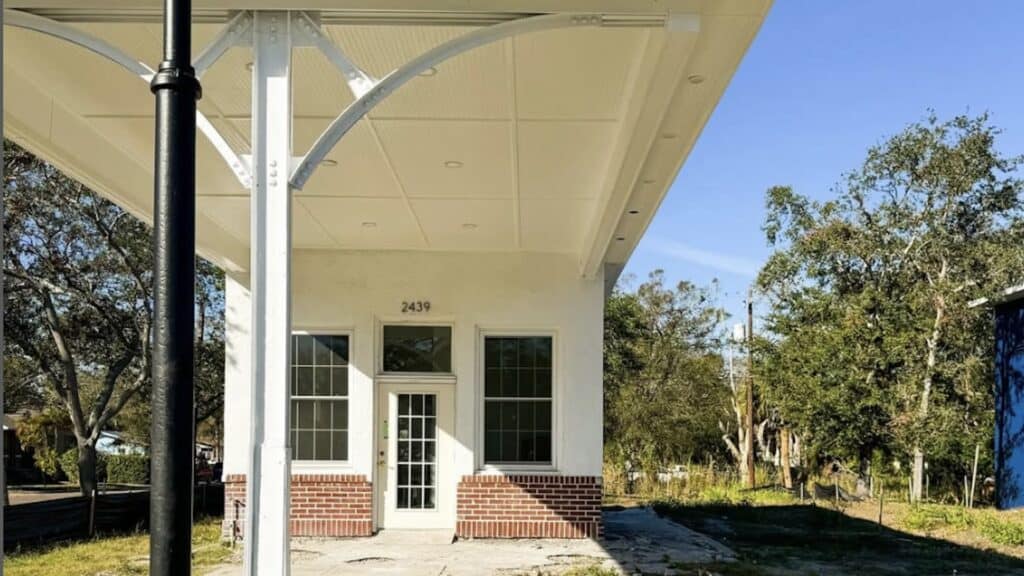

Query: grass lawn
(653, 494), (1024, 576)
(5, 518), (233, 576)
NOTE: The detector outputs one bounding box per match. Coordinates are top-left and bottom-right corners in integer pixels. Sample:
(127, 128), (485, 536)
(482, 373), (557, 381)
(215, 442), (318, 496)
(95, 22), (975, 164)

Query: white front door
(376, 383), (455, 530)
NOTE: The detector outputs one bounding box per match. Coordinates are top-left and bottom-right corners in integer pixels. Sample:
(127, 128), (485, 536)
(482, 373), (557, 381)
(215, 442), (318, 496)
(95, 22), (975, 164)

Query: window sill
(290, 461), (358, 475)
(376, 373), (456, 384)
(475, 464), (559, 476)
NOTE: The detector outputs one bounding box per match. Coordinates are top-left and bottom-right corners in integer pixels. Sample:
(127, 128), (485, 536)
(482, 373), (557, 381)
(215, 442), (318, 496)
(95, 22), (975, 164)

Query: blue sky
(623, 0), (1024, 323)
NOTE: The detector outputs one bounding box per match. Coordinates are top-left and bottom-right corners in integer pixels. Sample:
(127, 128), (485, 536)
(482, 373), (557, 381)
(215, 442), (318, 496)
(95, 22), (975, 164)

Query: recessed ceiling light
(615, 236), (626, 241)
(661, 132), (679, 140)
(462, 223), (478, 230)
(687, 74), (705, 84)
(245, 61), (254, 72)
(627, 209), (639, 215)
(320, 159), (338, 167)
(361, 221), (377, 228)
(444, 160), (463, 169)
(419, 67), (438, 77)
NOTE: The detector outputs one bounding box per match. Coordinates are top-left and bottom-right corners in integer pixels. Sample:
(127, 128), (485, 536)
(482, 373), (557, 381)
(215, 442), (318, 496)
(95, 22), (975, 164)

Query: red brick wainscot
(223, 474), (372, 540)
(456, 475), (602, 538)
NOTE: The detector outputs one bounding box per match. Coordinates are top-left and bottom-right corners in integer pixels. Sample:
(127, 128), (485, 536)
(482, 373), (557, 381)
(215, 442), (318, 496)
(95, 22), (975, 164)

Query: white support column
(244, 11), (293, 576)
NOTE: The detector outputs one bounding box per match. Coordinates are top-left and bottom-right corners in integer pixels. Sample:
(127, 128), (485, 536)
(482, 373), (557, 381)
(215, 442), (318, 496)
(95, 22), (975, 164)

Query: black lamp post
(149, 0), (201, 573)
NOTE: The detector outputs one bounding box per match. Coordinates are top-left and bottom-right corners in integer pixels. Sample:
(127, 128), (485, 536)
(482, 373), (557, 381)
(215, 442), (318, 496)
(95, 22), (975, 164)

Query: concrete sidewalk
(207, 507), (733, 575)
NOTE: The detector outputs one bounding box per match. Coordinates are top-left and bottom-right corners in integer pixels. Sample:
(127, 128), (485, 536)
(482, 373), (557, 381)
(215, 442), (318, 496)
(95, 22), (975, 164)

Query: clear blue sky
(623, 0), (1024, 323)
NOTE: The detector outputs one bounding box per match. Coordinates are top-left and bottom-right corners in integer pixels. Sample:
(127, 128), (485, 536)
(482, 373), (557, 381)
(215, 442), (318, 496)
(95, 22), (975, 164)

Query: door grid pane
(396, 393), (437, 509)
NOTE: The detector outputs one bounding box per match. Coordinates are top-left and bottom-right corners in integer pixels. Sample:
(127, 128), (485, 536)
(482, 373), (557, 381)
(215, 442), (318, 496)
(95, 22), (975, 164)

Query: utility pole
(745, 288), (756, 488)
(149, 0), (200, 573)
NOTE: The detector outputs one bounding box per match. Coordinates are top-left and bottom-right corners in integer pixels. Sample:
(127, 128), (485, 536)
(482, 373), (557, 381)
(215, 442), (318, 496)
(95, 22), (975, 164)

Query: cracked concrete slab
(206, 507), (732, 575)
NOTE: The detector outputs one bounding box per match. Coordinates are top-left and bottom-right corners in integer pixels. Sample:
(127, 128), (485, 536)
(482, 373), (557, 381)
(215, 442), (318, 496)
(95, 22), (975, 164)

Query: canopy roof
(3, 1), (769, 284)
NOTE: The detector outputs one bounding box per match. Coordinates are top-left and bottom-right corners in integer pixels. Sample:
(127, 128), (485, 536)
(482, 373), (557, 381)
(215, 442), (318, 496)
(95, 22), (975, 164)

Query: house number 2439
(401, 301), (431, 313)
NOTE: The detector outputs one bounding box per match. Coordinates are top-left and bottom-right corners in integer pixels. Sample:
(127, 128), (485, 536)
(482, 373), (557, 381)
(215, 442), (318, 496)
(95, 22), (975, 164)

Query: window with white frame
(483, 336), (553, 465)
(291, 334), (349, 461)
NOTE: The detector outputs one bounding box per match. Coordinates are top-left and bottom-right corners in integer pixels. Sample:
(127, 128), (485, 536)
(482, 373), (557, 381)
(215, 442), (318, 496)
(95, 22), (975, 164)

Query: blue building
(995, 288), (1024, 509)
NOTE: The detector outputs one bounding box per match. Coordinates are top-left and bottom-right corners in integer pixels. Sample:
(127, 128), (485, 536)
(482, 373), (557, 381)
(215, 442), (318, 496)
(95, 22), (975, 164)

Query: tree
(604, 271), (730, 484)
(116, 258), (225, 448)
(758, 114), (1024, 500)
(719, 340), (766, 486)
(194, 258), (226, 426)
(15, 407), (69, 480)
(755, 293), (894, 471)
(3, 354), (45, 413)
(4, 142), (154, 495)
(3, 141), (226, 494)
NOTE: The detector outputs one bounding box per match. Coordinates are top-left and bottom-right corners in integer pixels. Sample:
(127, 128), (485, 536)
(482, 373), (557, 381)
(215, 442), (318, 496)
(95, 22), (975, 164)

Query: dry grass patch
(5, 518), (231, 576)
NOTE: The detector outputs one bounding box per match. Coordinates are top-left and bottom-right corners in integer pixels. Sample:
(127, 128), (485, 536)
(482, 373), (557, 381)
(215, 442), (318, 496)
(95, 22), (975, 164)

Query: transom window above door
(382, 325), (452, 374)
(291, 334), (349, 462)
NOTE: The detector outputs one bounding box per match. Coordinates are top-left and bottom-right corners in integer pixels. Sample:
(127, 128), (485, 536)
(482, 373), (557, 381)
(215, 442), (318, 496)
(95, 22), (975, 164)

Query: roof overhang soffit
(6, 8), (684, 195)
(578, 13), (700, 279)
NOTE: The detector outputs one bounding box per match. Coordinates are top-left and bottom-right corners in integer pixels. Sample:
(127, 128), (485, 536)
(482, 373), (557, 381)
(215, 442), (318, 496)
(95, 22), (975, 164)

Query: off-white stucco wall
(222, 250), (604, 482)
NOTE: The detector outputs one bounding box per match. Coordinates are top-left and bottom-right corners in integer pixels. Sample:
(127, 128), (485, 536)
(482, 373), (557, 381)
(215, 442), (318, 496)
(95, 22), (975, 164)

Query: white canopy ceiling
(3, 1), (769, 281)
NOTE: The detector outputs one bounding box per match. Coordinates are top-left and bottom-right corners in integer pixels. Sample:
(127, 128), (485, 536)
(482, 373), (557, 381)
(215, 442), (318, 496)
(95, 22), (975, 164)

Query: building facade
(996, 291), (1024, 509)
(222, 251), (604, 537)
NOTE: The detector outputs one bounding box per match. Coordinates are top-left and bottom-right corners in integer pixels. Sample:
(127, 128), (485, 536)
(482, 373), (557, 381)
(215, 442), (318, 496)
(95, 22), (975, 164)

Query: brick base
(456, 475), (602, 539)
(223, 474), (372, 539)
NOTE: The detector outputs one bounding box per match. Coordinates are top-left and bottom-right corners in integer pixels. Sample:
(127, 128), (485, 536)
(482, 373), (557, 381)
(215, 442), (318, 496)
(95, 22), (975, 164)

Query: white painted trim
(475, 465), (560, 475)
(375, 373), (458, 385)
(578, 15), (701, 278)
(193, 10), (252, 77)
(3, 2), (713, 24)
(293, 11), (376, 98)
(4, 9), (151, 75)
(474, 328), (560, 473)
(244, 12), (294, 576)
(291, 461), (359, 475)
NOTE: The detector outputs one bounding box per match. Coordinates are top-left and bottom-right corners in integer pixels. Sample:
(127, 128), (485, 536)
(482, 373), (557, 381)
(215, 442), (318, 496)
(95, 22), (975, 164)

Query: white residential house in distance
(3, 0), (769, 544)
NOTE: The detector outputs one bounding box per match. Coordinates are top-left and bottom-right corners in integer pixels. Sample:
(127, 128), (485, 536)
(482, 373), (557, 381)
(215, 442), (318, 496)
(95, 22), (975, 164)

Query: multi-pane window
(483, 336), (553, 465)
(382, 325), (452, 373)
(291, 334), (349, 461)
(396, 393), (437, 509)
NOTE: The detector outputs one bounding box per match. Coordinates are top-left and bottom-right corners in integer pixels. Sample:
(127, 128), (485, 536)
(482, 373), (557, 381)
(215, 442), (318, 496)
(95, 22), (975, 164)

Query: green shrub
(978, 515), (1024, 546)
(107, 454), (150, 484)
(59, 448), (80, 485)
(899, 504), (1024, 546)
(901, 504), (972, 532)
(33, 447), (61, 479)
(58, 448), (108, 487)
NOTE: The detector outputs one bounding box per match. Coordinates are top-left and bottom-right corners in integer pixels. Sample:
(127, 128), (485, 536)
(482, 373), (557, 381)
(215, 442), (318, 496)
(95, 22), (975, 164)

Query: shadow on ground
(655, 501), (1024, 576)
(206, 507), (728, 575)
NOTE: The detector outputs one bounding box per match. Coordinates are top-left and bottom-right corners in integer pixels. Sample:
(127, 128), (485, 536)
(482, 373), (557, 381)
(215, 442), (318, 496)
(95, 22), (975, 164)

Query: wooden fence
(3, 484), (224, 551)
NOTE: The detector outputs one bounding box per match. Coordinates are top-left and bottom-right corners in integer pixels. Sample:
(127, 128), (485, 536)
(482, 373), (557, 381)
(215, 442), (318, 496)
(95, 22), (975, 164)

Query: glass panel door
(396, 393), (437, 509)
(377, 383), (453, 530)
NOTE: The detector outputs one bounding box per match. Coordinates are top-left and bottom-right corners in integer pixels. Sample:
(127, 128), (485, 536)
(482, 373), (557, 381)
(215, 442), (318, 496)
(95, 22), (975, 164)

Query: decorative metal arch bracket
(5, 9), (609, 192)
(288, 12), (606, 190)
(4, 9), (255, 188)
